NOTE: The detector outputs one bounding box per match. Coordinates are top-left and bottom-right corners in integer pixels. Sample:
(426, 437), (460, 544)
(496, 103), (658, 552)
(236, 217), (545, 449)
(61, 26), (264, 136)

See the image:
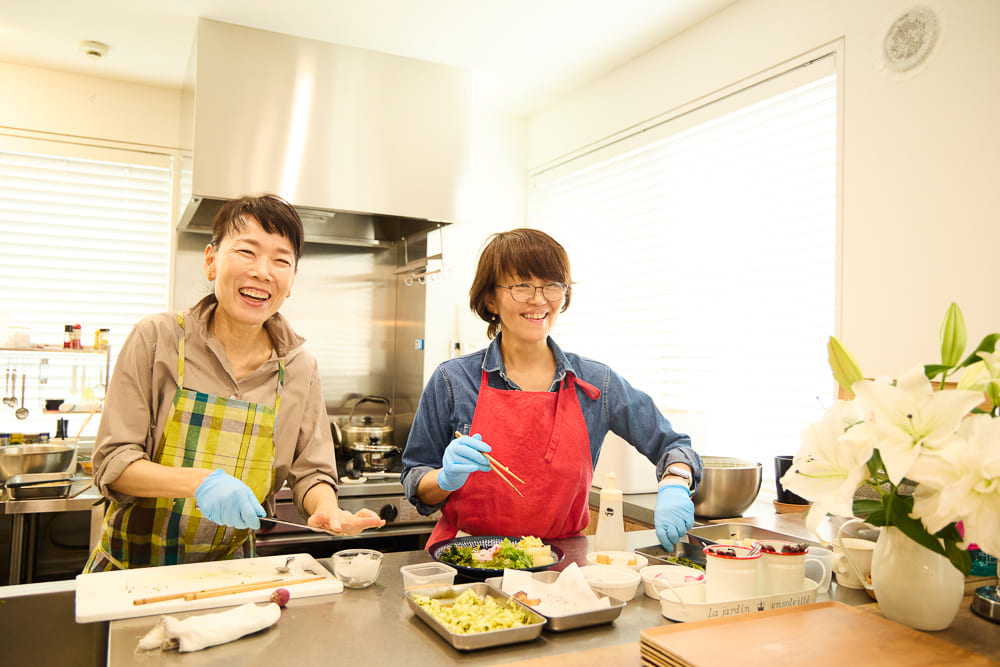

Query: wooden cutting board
(640, 601), (996, 667)
(75, 553), (342, 623)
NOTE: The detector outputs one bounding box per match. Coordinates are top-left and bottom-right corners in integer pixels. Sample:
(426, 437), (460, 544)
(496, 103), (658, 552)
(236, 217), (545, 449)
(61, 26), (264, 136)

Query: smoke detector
(881, 6), (939, 74)
(78, 40), (110, 60)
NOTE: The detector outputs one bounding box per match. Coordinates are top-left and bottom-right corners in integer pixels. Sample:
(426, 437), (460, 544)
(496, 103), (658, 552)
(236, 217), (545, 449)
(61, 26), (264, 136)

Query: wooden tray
(640, 601), (996, 666)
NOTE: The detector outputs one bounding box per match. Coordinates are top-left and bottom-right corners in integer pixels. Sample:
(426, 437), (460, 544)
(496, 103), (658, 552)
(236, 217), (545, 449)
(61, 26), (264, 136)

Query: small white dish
(578, 565), (641, 601)
(639, 564), (705, 599)
(585, 550), (648, 572)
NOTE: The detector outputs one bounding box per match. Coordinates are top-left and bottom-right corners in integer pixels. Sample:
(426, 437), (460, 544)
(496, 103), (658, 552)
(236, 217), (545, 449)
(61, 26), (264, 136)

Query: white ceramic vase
(870, 526), (965, 631)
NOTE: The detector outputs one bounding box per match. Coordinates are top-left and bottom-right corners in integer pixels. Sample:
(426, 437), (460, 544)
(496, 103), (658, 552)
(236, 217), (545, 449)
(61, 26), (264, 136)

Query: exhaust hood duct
(177, 19), (468, 245)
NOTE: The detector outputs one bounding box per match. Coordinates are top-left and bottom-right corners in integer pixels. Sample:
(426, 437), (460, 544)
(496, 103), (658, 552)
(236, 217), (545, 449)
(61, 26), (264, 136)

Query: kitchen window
(528, 52), (840, 493)
(0, 136), (173, 435)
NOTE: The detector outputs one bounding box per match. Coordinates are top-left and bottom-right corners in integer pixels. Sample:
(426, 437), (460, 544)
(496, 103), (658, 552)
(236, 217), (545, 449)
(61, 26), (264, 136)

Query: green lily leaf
(884, 496), (948, 558)
(923, 363), (952, 381)
(957, 333), (1000, 369)
(852, 498), (883, 518)
(939, 303), (966, 367)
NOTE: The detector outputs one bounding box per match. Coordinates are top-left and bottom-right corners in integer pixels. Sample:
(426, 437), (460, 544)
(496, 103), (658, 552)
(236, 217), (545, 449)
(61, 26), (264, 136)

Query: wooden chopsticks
(132, 575), (326, 606)
(454, 432), (526, 498)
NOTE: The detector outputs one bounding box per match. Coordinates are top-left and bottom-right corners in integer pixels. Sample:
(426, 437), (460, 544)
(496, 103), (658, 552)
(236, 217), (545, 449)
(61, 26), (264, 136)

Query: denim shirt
(401, 335), (702, 516)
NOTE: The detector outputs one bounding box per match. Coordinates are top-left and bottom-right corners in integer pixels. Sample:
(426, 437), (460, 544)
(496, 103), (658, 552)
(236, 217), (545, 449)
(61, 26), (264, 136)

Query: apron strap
(174, 312), (186, 386)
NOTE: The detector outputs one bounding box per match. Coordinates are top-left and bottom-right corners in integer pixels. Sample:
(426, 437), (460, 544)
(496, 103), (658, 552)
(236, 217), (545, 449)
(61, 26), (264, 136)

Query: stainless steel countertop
(98, 528), (1000, 665)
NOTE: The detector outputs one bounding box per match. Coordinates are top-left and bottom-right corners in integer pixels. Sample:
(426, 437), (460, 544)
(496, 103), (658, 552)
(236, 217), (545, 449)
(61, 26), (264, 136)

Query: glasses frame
(497, 281), (568, 303)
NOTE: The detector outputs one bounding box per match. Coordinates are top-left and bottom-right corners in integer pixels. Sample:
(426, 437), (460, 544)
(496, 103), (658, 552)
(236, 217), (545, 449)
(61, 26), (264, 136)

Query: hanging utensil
(15, 374), (29, 419)
(3, 368), (17, 408)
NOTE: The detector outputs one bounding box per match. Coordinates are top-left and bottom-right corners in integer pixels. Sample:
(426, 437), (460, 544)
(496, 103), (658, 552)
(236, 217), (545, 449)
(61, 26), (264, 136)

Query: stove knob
(379, 504), (398, 523)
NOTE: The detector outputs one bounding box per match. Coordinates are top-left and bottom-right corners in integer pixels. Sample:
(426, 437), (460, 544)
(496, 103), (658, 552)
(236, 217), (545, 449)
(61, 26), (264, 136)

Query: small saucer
(773, 500), (811, 514)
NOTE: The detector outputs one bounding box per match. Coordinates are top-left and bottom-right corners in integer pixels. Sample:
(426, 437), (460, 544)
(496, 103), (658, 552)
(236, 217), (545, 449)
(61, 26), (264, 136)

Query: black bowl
(427, 535), (565, 580)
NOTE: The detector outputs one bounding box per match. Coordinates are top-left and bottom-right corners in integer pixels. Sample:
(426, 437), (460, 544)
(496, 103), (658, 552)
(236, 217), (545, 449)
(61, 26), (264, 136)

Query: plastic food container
(331, 549), (384, 588)
(585, 550), (648, 571)
(400, 562), (458, 590)
(578, 565), (641, 601)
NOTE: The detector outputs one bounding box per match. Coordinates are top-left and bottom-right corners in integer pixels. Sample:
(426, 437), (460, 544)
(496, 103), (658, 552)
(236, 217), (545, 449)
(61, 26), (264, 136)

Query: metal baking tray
(685, 523), (823, 549)
(635, 540), (707, 568)
(5, 472), (74, 499)
(405, 582), (545, 651)
(484, 572), (625, 632)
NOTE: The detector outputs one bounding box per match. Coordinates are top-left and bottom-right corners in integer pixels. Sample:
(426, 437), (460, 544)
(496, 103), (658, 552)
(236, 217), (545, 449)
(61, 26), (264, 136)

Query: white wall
(0, 62), (181, 148)
(528, 0), (1000, 377)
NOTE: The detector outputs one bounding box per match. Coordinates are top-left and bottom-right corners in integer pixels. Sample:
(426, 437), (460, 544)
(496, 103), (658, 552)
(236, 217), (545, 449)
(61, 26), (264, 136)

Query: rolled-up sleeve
(401, 367), (454, 515)
(284, 358), (339, 518)
(91, 318), (165, 505)
(603, 367), (703, 492)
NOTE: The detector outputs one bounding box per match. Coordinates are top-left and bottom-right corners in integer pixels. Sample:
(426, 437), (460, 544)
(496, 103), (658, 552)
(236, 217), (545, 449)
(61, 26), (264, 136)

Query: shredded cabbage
(413, 589), (534, 634)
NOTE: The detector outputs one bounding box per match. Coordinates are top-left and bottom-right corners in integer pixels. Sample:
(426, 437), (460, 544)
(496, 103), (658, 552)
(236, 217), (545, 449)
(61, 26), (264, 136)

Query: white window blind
(528, 57), (838, 493)
(0, 138), (172, 437)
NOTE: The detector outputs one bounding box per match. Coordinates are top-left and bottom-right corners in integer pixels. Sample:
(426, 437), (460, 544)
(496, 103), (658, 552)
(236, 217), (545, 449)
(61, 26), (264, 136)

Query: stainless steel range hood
(177, 19), (468, 245)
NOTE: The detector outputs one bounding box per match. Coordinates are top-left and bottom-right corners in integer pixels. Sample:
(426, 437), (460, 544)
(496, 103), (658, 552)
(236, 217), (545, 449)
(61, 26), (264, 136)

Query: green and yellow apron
(84, 314), (282, 571)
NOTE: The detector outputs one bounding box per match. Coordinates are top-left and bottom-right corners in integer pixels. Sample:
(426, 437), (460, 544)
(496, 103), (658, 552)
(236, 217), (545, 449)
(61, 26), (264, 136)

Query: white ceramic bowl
(332, 549), (384, 588)
(639, 564), (706, 599)
(578, 565), (641, 601)
(585, 550), (648, 572)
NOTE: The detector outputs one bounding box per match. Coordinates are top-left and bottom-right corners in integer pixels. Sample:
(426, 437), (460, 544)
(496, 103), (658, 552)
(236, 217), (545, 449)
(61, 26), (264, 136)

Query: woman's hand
(437, 433), (492, 491)
(654, 484), (695, 551)
(308, 506), (385, 535)
(194, 469), (266, 530)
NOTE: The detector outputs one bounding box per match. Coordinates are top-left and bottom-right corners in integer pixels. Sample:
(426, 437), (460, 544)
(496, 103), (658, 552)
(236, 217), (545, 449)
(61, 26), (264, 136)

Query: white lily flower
(781, 400), (873, 535)
(850, 366), (985, 485)
(911, 414), (1000, 556)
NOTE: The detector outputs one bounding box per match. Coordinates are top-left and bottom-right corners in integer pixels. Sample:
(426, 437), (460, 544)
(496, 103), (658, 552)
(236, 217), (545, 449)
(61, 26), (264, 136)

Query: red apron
(428, 369), (600, 544)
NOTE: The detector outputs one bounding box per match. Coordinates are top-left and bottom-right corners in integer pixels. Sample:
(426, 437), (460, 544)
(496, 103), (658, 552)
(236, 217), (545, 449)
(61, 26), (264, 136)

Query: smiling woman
(84, 194), (385, 573)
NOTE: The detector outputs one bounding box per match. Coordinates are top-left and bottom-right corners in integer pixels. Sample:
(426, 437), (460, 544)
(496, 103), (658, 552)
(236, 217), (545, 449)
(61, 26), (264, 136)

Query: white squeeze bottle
(594, 472), (625, 552)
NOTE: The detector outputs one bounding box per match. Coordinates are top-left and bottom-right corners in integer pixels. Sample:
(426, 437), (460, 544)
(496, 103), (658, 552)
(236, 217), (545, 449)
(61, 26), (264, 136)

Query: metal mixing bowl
(691, 456), (762, 519)
(0, 444), (77, 482)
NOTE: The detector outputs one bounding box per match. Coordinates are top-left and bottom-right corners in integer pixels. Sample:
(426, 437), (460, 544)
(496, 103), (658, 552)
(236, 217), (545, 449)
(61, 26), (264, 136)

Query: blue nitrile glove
(437, 433), (492, 491)
(194, 469), (266, 530)
(655, 483), (696, 552)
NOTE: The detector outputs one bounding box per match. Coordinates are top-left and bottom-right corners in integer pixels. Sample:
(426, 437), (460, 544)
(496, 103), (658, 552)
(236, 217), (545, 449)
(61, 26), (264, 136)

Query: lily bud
(828, 336), (863, 396)
(939, 302), (967, 368)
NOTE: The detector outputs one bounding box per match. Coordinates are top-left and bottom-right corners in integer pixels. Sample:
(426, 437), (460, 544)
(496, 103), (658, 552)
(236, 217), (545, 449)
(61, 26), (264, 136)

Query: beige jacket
(92, 295), (338, 518)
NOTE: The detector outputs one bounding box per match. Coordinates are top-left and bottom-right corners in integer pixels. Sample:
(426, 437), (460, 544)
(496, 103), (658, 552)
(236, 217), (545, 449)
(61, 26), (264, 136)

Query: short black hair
(210, 194), (304, 265)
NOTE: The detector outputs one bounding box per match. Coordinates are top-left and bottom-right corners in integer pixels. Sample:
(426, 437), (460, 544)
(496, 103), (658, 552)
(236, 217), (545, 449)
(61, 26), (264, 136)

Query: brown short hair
(470, 228), (573, 339)
(210, 194), (304, 265)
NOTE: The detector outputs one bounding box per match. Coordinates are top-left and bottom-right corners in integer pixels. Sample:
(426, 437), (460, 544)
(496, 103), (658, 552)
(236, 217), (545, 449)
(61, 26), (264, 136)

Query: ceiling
(0, 0), (737, 116)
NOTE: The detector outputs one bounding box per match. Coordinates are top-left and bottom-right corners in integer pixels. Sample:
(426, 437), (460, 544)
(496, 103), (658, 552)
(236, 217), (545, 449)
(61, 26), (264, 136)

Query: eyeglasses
(497, 282), (567, 303)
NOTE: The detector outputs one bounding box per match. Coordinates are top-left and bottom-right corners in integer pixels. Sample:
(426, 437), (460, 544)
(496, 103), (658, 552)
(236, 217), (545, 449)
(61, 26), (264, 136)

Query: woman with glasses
(401, 228), (701, 552)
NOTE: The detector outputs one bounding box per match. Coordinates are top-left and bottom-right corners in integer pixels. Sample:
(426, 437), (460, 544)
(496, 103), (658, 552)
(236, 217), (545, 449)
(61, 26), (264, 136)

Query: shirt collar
(482, 334), (578, 389)
(189, 294), (305, 359)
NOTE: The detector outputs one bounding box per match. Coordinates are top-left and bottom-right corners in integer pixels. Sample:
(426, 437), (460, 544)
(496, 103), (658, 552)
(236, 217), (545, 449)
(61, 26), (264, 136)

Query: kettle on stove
(332, 395), (399, 472)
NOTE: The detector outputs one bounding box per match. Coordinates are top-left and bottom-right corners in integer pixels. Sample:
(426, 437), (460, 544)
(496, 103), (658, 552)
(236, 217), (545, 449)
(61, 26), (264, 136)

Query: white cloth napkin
(501, 562), (611, 617)
(136, 602), (281, 653)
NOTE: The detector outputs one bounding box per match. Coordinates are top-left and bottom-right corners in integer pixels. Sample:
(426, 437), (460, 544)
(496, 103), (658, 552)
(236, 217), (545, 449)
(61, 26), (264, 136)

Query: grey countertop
(1, 526), (997, 665)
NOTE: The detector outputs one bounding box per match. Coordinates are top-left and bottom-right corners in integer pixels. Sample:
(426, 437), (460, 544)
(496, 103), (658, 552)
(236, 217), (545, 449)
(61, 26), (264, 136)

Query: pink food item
(270, 588), (290, 608)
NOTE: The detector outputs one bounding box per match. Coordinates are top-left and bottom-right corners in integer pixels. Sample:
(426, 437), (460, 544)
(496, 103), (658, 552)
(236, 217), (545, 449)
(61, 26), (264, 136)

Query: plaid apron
(84, 314), (281, 571)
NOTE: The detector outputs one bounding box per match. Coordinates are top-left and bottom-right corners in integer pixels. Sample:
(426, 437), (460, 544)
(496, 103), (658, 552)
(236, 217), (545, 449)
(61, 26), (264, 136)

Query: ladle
(3, 368), (17, 408)
(15, 374), (29, 419)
